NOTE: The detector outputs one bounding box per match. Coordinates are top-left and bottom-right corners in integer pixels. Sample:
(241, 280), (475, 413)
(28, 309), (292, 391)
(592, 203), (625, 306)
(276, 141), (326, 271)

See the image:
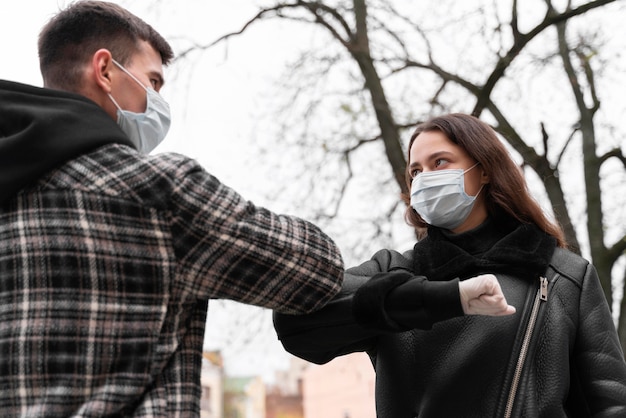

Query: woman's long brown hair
(400, 113), (567, 248)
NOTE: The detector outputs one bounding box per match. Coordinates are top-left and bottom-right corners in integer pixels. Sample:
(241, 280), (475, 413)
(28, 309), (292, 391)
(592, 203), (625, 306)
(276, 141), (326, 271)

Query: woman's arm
(274, 249), (516, 364)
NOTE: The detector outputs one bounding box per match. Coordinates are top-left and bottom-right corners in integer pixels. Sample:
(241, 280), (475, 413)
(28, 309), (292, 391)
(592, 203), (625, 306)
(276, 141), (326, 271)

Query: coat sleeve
(573, 262), (626, 415)
(163, 155), (344, 314)
(273, 249), (463, 364)
(273, 269), (382, 364)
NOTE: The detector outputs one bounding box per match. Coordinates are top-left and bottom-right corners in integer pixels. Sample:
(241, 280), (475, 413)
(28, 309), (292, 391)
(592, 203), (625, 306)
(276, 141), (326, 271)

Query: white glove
(459, 274), (516, 316)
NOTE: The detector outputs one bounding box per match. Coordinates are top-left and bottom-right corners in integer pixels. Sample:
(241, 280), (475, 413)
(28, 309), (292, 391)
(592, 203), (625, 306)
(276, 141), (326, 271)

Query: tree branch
(174, 1), (356, 62)
(575, 45), (601, 114)
(511, 0), (521, 41)
(555, 126), (580, 168)
(607, 235), (626, 266)
(297, 1), (355, 47)
(472, 0), (617, 116)
(600, 148), (626, 167)
(174, 5), (286, 61)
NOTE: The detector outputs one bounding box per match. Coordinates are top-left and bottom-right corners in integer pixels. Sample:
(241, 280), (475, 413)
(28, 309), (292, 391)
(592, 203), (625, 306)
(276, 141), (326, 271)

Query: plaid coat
(0, 81), (343, 417)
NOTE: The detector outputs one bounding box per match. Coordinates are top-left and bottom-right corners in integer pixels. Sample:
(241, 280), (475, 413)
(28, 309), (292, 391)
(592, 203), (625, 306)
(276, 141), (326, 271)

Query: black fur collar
(413, 217), (556, 282)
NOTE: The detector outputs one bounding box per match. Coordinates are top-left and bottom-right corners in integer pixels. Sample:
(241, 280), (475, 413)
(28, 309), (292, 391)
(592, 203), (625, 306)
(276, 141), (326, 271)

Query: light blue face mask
(108, 59), (171, 154)
(410, 163), (483, 230)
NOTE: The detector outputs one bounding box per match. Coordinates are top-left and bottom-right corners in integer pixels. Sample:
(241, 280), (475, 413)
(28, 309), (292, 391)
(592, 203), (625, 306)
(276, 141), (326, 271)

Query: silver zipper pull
(540, 277), (548, 301)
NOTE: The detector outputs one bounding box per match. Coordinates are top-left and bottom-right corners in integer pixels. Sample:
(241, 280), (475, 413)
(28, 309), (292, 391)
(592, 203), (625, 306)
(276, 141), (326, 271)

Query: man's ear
(91, 48), (114, 93)
(81, 48), (119, 119)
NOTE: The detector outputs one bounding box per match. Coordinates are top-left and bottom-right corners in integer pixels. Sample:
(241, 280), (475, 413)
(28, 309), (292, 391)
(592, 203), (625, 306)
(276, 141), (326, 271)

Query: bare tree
(175, 0), (626, 349)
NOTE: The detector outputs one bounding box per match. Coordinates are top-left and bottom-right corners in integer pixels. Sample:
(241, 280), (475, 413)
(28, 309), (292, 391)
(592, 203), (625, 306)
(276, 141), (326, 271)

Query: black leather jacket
(274, 247), (626, 417)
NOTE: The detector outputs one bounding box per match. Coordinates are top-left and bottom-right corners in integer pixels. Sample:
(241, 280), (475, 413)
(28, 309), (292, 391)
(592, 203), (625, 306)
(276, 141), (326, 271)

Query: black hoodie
(0, 79), (134, 203)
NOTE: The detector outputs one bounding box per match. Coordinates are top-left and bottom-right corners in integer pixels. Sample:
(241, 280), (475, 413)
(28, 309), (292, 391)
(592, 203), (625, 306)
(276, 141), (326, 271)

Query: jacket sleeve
(273, 269), (382, 364)
(273, 249), (463, 364)
(573, 262), (626, 415)
(164, 155), (344, 314)
(353, 270), (463, 331)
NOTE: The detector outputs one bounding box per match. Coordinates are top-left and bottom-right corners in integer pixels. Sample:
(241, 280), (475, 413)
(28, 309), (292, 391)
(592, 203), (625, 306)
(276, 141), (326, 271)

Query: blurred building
(265, 385), (303, 418)
(265, 357), (307, 418)
(301, 353), (376, 418)
(199, 350), (376, 418)
(224, 376), (265, 418)
(200, 351), (224, 418)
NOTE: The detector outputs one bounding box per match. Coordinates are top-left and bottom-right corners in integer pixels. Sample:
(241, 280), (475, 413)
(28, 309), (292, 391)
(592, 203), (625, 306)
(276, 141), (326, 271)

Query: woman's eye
(410, 169), (421, 178)
(434, 158), (448, 168)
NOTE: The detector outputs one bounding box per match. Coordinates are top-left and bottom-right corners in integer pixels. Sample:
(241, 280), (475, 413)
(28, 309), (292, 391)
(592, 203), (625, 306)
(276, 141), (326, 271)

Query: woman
(273, 114), (626, 417)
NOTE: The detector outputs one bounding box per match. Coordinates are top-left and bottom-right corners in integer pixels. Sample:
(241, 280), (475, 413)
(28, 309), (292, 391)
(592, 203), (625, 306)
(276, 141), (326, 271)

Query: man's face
(109, 40), (165, 114)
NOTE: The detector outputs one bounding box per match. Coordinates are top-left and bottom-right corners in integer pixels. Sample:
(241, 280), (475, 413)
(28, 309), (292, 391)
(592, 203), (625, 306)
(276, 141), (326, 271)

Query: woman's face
(409, 130), (489, 233)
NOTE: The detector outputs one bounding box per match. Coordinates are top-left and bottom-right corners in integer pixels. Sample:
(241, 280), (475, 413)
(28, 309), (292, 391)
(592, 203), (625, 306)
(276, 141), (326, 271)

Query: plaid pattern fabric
(0, 144), (343, 417)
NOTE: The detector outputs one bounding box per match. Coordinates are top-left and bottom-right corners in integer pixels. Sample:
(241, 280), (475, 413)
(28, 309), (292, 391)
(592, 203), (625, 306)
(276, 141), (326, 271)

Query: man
(0, 1), (343, 416)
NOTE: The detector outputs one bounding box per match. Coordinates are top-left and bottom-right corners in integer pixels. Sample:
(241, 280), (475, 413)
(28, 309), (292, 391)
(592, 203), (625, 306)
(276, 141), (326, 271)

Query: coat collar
(413, 216), (556, 281)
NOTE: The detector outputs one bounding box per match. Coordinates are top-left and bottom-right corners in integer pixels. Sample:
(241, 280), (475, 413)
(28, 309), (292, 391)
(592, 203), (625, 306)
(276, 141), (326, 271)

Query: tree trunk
(350, 0), (406, 194)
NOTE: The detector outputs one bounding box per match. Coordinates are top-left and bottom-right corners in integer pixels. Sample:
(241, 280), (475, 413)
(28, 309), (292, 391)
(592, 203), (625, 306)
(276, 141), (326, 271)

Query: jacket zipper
(504, 276), (548, 418)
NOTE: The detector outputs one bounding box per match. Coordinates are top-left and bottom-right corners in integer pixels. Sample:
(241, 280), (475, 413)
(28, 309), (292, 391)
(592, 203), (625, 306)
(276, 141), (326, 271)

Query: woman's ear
(480, 167), (490, 185)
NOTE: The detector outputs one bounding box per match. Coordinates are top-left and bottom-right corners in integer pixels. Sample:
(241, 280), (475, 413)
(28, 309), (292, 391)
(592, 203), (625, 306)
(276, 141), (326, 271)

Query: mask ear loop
(463, 162), (480, 174)
(109, 59), (152, 115)
(112, 59), (150, 92)
(472, 184), (485, 199)
(108, 93), (123, 111)
(462, 162), (484, 199)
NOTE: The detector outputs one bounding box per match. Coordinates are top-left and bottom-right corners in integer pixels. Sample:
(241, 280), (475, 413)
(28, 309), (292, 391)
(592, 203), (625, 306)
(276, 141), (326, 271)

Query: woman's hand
(459, 274), (516, 316)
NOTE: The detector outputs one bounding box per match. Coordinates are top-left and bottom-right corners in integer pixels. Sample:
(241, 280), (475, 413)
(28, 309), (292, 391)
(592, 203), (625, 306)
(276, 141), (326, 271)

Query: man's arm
(166, 156), (344, 314)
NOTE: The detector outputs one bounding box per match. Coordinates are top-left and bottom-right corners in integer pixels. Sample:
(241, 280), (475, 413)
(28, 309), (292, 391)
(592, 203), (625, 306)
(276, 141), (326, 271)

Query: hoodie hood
(0, 79), (134, 203)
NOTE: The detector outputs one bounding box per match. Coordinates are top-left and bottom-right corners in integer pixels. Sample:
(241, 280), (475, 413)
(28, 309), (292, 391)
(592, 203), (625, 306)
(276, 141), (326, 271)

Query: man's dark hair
(38, 0), (174, 91)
